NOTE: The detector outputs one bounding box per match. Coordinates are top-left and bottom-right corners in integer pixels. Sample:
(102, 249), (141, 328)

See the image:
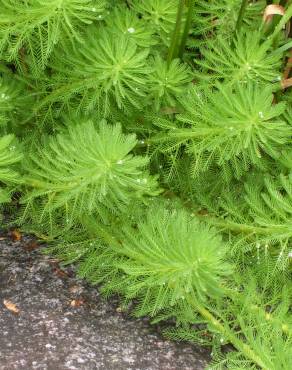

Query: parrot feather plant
(0, 0), (292, 368)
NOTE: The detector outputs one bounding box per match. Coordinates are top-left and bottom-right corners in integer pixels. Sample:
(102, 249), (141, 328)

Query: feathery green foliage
(196, 31), (283, 84)
(0, 134), (22, 204)
(148, 57), (192, 110)
(153, 81), (291, 176)
(105, 5), (156, 48)
(93, 206), (231, 307)
(1, 0), (292, 368)
(194, 0), (265, 37)
(0, 0), (106, 75)
(43, 27), (151, 116)
(0, 72), (31, 132)
(212, 172), (292, 256)
(131, 0), (178, 36)
(20, 120), (159, 235)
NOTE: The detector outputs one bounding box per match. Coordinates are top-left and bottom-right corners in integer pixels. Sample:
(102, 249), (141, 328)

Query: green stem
(235, 0), (249, 32)
(188, 297), (269, 369)
(167, 0), (185, 65)
(178, 0), (194, 59)
(202, 217), (288, 236)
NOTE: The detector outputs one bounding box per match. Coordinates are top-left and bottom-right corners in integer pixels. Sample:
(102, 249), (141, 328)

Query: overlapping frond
(42, 28), (150, 116)
(20, 120), (159, 235)
(105, 5), (156, 48)
(153, 82), (290, 176)
(196, 31), (283, 85)
(0, 1), (292, 368)
(67, 204), (232, 315)
(148, 56), (192, 110)
(131, 0), (178, 39)
(194, 0), (265, 37)
(0, 72), (32, 133)
(0, 134), (22, 204)
(0, 0), (106, 75)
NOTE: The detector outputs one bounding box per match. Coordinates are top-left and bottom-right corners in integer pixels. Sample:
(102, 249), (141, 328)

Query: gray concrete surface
(0, 233), (210, 370)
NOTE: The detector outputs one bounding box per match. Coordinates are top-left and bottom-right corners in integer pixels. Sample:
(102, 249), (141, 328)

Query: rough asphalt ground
(0, 232), (211, 370)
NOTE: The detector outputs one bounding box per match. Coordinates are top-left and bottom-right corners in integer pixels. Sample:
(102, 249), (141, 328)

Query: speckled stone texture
(0, 233), (210, 370)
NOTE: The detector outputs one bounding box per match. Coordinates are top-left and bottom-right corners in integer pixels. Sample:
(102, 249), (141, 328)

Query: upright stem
(235, 0), (249, 32)
(188, 297), (269, 369)
(178, 0), (194, 58)
(167, 0), (185, 65)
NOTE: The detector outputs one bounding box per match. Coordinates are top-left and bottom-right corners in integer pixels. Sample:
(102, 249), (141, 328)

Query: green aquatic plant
(1, 1), (292, 368)
(0, 0), (106, 75)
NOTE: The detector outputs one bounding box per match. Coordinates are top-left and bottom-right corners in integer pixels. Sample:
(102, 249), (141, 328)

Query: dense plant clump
(1, 1), (292, 368)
